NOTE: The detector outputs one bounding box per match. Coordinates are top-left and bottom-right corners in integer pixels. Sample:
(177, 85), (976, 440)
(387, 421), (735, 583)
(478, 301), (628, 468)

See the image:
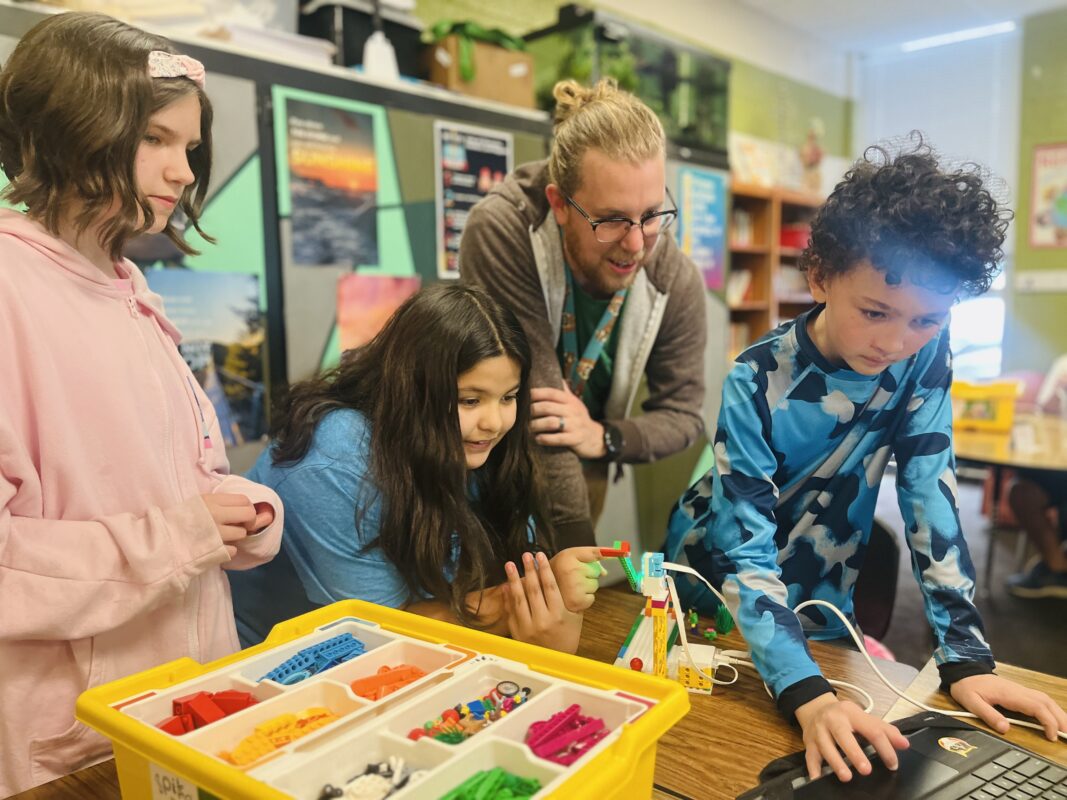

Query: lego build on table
(602, 541), (734, 695)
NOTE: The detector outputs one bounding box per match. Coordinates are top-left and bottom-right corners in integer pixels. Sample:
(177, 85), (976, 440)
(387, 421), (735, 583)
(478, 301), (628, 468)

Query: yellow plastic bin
(77, 600), (689, 799)
(951, 379), (1021, 433)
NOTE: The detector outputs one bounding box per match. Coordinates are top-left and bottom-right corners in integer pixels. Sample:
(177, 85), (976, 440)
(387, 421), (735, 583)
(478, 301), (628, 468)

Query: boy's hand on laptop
(795, 694), (910, 782)
(549, 546), (605, 612)
(950, 674), (1067, 741)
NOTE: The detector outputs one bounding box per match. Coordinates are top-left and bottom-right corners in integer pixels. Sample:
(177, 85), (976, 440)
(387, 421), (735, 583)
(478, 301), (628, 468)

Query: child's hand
(950, 674), (1067, 741)
(201, 493), (256, 559)
(794, 694), (910, 782)
(549, 546), (604, 612)
(251, 501), (275, 533)
(502, 551), (583, 654)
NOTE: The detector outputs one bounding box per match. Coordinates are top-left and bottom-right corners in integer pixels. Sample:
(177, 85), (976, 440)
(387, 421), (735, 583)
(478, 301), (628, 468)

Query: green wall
(730, 61), (852, 158)
(1006, 7), (1067, 372)
(414, 2), (853, 157)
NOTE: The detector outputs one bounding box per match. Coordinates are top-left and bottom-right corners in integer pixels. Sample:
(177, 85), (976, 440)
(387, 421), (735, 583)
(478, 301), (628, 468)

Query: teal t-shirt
(556, 282), (626, 421)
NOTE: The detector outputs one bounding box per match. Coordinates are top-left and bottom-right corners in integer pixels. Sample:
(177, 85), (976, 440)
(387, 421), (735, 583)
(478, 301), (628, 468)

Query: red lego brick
(211, 690), (257, 715)
(186, 694), (226, 727)
(172, 691), (211, 717)
(156, 714), (194, 735)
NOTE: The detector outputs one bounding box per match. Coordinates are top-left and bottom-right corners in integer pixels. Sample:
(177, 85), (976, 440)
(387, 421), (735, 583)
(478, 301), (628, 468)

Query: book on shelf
(726, 269), (752, 307)
(775, 265), (809, 299)
(729, 323), (751, 357)
(732, 208), (753, 246)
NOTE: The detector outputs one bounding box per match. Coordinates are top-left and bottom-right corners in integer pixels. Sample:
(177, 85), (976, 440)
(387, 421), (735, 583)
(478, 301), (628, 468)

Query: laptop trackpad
(795, 747), (962, 799)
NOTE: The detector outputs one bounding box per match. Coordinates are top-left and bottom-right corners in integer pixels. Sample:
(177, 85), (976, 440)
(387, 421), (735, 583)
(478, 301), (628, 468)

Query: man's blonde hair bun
(548, 78), (665, 196)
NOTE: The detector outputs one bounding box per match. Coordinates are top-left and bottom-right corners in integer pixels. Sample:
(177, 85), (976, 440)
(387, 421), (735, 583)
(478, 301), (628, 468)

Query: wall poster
(434, 121), (513, 279)
(283, 96), (379, 267)
(676, 165), (727, 291)
(1030, 142), (1067, 248)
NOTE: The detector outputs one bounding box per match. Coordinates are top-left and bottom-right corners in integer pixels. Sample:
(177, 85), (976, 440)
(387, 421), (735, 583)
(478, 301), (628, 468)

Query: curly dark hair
(799, 135), (1011, 296)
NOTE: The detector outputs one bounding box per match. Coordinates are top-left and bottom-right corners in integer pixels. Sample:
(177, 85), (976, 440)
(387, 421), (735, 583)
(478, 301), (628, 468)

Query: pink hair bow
(147, 50), (206, 89)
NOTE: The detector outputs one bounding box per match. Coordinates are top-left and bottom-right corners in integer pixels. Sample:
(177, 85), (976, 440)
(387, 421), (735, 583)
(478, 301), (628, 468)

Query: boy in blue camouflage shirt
(666, 140), (1067, 782)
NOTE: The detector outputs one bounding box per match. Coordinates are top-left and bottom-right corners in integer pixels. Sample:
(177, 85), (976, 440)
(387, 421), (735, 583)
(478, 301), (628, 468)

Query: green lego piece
(715, 603), (735, 635)
(619, 556), (640, 591)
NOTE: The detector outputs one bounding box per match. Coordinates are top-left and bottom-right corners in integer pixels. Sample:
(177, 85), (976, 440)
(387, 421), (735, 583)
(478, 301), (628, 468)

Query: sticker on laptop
(937, 736), (977, 757)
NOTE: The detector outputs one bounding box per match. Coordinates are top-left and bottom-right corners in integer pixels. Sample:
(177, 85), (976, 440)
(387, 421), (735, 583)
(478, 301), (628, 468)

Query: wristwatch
(602, 422), (624, 463)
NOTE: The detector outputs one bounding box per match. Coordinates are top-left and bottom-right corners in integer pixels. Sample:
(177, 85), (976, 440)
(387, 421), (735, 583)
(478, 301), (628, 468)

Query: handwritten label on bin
(149, 763), (199, 800)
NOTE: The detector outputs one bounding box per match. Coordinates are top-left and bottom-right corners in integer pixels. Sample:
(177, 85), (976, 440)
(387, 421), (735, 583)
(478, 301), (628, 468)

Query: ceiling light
(900, 21), (1016, 52)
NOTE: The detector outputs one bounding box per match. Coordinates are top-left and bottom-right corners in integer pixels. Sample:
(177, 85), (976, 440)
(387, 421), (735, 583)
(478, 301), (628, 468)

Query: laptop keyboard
(956, 750), (1066, 800)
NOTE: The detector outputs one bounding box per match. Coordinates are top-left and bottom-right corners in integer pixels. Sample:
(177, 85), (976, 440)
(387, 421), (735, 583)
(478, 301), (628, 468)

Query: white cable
(662, 561), (1067, 743)
(663, 574), (738, 685)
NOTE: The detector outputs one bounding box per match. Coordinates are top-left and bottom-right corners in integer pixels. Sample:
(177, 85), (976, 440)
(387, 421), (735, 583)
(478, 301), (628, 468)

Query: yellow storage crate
(951, 379), (1021, 433)
(77, 599), (689, 800)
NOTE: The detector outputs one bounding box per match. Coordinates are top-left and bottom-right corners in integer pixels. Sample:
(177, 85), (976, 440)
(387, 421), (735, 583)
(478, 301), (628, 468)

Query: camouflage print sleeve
(668, 364), (826, 698)
(894, 330), (995, 669)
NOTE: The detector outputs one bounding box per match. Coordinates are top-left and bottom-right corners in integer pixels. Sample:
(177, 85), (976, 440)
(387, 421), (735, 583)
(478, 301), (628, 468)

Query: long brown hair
(0, 12), (214, 260)
(270, 283), (554, 624)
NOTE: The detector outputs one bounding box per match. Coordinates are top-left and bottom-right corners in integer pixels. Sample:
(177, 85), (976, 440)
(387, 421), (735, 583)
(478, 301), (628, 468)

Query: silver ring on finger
(558, 416), (566, 432)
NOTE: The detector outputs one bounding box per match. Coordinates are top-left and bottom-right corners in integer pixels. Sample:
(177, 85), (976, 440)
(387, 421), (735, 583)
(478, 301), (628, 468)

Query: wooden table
(8, 587), (988, 800)
(577, 586), (919, 800)
(953, 413), (1067, 596)
(887, 659), (1067, 767)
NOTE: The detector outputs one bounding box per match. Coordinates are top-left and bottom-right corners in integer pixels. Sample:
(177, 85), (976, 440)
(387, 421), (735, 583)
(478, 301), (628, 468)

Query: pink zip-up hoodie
(0, 210), (284, 795)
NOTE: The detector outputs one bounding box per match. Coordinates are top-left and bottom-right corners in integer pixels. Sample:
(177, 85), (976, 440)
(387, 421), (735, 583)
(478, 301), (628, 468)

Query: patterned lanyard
(560, 261), (627, 397)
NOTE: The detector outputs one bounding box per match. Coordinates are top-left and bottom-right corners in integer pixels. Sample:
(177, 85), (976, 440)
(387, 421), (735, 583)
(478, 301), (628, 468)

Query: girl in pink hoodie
(0, 13), (284, 794)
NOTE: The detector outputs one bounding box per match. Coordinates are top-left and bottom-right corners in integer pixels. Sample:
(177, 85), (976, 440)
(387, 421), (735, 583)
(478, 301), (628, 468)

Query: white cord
(663, 574), (738, 685)
(662, 561), (1067, 742)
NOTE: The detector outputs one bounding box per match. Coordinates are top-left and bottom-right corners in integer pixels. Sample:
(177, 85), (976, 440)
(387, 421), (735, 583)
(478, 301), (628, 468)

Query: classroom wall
(414, 0), (854, 158)
(1005, 7), (1067, 372)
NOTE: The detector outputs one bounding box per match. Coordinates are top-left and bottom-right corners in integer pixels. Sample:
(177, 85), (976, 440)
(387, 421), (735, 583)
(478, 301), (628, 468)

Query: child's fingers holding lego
(567, 546), (605, 565)
(250, 501), (275, 532)
(201, 494), (255, 544)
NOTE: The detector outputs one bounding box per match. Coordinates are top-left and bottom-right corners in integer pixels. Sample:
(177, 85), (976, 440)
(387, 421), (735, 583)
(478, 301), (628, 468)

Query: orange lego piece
(349, 664), (426, 700)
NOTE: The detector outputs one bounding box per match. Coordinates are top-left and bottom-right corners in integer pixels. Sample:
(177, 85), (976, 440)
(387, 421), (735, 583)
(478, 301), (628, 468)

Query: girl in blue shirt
(229, 284), (601, 653)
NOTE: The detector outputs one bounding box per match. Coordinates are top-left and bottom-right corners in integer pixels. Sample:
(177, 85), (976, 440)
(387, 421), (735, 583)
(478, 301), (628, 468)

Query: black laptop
(738, 711), (1066, 800)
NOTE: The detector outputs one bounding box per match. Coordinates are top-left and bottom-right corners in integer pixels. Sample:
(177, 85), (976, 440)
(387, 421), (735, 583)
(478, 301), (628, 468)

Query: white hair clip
(147, 50), (206, 89)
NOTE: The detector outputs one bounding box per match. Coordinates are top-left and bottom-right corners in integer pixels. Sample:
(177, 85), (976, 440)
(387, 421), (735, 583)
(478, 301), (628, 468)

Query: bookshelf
(727, 183), (823, 358)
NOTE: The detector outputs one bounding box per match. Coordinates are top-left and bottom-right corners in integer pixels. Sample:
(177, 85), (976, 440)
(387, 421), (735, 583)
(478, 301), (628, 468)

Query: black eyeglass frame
(563, 186), (679, 243)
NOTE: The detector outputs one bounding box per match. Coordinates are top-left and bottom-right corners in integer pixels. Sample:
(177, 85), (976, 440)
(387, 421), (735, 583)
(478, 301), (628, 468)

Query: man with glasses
(460, 78), (706, 552)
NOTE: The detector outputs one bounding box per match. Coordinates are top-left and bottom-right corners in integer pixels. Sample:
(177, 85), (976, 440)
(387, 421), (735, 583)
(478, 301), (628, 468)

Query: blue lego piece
(646, 553), (665, 578)
(467, 700), (487, 719)
(259, 633), (366, 683)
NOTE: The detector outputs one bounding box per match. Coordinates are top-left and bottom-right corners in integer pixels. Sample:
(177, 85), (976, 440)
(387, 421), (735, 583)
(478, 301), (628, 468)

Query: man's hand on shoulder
(530, 385), (606, 460)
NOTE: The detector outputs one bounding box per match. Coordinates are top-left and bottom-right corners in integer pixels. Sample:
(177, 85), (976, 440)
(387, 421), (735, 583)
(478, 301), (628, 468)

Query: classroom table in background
(954, 412), (1067, 598)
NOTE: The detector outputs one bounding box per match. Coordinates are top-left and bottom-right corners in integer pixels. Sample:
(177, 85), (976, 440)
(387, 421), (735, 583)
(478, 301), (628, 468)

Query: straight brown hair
(0, 12), (214, 260)
(270, 283), (556, 625)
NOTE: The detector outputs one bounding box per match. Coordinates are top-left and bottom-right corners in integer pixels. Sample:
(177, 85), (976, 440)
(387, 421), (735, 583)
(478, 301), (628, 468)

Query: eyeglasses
(564, 187), (679, 244)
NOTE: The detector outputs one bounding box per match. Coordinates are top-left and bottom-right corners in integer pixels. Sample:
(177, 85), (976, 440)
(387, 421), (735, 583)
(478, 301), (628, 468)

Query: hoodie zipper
(127, 291), (204, 663)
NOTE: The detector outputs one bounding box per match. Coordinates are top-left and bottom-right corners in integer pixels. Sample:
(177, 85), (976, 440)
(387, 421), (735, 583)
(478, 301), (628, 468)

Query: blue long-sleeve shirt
(665, 306), (994, 714)
(228, 409), (459, 646)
